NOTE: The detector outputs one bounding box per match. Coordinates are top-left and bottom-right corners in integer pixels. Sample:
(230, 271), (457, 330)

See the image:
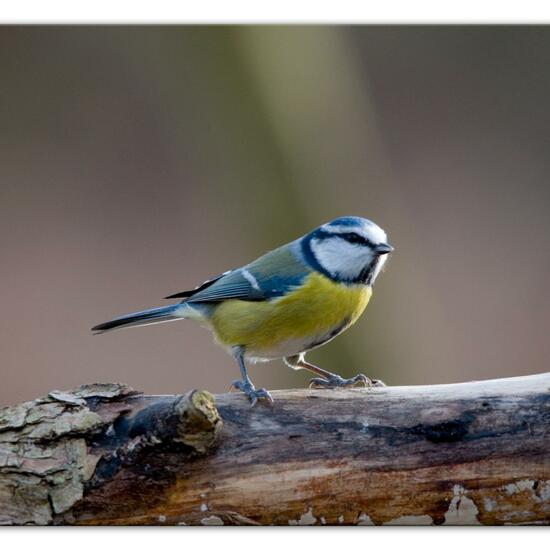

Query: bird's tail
(92, 304), (186, 333)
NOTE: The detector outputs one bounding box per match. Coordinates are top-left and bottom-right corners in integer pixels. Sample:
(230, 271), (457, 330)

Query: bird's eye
(345, 233), (364, 245)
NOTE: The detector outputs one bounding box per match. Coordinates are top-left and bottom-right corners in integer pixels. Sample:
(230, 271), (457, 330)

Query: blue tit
(92, 216), (393, 405)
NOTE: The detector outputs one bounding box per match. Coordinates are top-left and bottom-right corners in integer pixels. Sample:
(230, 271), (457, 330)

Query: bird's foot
(230, 379), (274, 406)
(308, 373), (386, 389)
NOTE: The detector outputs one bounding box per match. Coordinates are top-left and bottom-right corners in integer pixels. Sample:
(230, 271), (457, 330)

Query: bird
(92, 216), (393, 405)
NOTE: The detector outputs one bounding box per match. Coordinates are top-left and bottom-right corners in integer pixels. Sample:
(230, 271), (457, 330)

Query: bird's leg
(284, 354), (386, 389)
(230, 347), (273, 406)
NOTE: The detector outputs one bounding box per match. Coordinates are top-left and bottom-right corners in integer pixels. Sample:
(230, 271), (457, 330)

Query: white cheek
(311, 238), (372, 280)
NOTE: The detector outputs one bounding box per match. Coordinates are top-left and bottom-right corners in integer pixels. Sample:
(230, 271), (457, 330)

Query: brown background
(1, 26), (549, 406)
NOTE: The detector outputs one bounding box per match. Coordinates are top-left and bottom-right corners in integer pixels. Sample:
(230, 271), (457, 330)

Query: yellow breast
(209, 272), (372, 358)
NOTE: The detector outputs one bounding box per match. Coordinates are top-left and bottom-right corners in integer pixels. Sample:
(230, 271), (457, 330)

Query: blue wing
(165, 243), (311, 303)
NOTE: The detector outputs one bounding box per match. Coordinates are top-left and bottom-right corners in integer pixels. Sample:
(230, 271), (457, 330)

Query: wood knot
(173, 390), (222, 453)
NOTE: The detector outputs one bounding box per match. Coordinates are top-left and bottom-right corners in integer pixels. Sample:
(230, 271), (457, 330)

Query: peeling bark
(0, 384), (220, 525)
(0, 374), (549, 525)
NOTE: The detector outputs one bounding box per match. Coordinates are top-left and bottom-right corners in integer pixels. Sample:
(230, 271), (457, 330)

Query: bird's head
(302, 216), (393, 285)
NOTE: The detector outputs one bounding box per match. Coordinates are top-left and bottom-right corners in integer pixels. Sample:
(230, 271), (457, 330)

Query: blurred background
(1, 26), (549, 406)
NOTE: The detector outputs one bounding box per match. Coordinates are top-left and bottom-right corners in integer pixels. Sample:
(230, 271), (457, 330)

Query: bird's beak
(375, 243), (394, 255)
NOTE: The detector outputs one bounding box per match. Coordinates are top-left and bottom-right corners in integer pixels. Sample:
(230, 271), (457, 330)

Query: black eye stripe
(338, 232), (374, 247)
(313, 229), (375, 248)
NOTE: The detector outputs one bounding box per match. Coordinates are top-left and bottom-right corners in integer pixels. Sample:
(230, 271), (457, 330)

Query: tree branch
(1, 373), (549, 525)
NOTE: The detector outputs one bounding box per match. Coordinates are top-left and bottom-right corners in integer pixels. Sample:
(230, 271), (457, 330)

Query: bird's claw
(308, 373), (385, 389)
(230, 379), (274, 406)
